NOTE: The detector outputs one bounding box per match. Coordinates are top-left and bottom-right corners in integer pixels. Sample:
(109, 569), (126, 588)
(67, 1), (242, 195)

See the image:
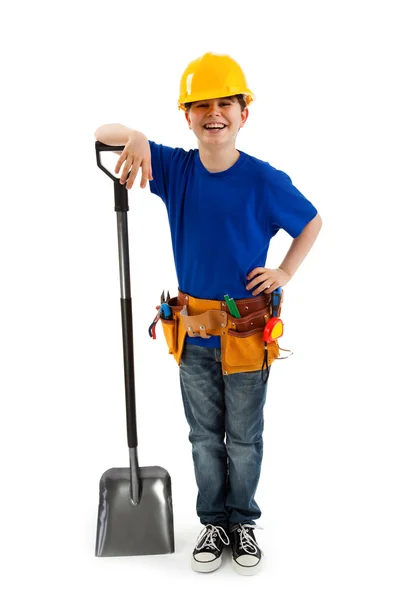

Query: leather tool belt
(159, 290), (280, 375)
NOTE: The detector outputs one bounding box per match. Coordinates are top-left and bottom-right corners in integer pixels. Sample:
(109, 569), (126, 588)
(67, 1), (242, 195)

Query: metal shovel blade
(95, 466), (174, 557)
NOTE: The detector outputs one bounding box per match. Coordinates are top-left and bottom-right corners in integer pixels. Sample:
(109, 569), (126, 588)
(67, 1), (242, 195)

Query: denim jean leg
(224, 369), (269, 529)
(179, 344), (229, 527)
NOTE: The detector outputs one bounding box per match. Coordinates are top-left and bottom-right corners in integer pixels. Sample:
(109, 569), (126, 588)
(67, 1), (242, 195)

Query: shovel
(94, 141), (174, 557)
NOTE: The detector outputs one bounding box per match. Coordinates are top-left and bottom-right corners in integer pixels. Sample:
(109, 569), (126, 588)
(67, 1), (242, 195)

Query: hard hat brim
(178, 90), (255, 111)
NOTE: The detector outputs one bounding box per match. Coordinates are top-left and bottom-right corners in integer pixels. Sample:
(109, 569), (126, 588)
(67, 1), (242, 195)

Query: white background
(1, 0), (399, 597)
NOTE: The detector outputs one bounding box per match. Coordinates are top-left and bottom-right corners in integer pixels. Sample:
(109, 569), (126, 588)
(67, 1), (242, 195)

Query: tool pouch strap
(179, 308), (228, 338)
(159, 290), (280, 374)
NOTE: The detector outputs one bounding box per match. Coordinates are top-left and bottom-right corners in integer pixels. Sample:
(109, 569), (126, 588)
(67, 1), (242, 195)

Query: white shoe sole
(231, 556), (262, 576)
(191, 554), (222, 573)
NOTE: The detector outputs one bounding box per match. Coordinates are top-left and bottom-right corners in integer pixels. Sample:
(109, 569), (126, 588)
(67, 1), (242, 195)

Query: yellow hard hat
(178, 52), (255, 111)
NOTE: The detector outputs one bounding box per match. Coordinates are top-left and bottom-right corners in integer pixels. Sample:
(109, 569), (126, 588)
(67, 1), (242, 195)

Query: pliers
(148, 290), (172, 339)
(160, 290), (172, 319)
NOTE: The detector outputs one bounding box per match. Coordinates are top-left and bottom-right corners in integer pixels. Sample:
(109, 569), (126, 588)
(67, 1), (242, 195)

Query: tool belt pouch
(160, 296), (227, 366)
(160, 297), (187, 365)
(223, 307), (280, 374)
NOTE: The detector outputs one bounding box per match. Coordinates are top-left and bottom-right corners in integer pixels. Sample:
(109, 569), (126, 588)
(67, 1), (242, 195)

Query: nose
(207, 100), (221, 116)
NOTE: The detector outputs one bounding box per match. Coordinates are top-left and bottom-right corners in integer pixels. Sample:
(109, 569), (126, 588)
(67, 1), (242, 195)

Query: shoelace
(195, 525), (230, 551)
(236, 524), (263, 555)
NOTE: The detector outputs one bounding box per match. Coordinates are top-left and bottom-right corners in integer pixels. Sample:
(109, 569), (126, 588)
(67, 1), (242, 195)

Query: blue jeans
(179, 343), (269, 532)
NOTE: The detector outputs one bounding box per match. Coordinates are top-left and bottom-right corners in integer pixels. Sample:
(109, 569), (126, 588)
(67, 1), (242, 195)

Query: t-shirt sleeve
(269, 169), (318, 238)
(148, 141), (176, 203)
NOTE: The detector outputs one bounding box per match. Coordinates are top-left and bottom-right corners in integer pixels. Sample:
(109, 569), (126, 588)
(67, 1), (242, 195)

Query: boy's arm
(246, 213), (323, 294)
(94, 123), (138, 145)
(279, 212), (323, 277)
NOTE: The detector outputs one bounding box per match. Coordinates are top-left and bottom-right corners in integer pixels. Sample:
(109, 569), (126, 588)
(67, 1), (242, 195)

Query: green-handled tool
(224, 294), (241, 318)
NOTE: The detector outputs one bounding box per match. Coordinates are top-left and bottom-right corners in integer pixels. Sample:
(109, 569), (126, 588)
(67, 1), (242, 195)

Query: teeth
(204, 124), (225, 129)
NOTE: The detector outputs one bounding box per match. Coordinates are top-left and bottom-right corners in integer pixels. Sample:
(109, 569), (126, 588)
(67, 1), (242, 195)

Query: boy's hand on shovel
(114, 132), (153, 190)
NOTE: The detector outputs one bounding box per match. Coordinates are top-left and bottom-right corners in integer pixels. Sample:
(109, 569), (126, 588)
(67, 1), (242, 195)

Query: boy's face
(185, 96), (248, 148)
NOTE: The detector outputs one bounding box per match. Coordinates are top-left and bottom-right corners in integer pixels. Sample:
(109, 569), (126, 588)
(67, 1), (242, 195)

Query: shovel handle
(95, 141), (138, 451)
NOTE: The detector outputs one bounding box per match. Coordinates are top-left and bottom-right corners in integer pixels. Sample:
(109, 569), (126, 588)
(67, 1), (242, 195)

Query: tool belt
(159, 290), (280, 376)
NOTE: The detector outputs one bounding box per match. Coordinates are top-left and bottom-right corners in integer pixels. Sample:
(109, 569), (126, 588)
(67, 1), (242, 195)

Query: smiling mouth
(203, 124), (226, 130)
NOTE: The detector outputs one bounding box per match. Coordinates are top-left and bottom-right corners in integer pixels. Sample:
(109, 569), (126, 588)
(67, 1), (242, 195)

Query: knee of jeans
(226, 437), (263, 465)
(190, 431), (225, 447)
(226, 416), (264, 445)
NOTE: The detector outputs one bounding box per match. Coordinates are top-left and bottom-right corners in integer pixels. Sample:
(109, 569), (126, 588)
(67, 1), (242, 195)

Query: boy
(95, 52), (322, 575)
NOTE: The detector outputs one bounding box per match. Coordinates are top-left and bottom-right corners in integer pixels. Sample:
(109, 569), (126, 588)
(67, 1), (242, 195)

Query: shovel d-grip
(95, 141), (130, 212)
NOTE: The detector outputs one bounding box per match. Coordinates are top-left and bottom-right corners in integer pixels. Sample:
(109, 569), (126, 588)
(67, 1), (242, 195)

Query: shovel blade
(95, 466), (174, 557)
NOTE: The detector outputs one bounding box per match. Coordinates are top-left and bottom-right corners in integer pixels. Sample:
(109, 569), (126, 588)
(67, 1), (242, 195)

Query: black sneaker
(229, 524), (263, 575)
(191, 524), (230, 573)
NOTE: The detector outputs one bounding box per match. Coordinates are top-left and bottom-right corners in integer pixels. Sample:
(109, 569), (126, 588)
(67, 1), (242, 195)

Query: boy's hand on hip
(246, 267), (291, 295)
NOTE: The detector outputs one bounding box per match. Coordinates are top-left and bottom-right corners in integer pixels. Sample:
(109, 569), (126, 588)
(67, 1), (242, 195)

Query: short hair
(184, 94), (247, 112)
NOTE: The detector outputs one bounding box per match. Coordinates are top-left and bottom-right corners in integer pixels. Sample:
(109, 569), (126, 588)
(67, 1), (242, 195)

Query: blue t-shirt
(149, 142), (318, 348)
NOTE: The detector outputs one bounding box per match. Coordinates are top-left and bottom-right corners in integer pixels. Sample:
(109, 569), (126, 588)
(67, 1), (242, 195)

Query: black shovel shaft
(95, 141), (138, 450)
(121, 296), (138, 449)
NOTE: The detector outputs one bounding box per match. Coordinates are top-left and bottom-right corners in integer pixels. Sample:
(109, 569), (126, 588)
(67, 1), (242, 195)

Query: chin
(202, 135), (229, 145)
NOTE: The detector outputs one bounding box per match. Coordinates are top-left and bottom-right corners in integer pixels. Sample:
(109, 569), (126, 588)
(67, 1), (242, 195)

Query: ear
(185, 111), (192, 130)
(239, 107), (249, 129)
